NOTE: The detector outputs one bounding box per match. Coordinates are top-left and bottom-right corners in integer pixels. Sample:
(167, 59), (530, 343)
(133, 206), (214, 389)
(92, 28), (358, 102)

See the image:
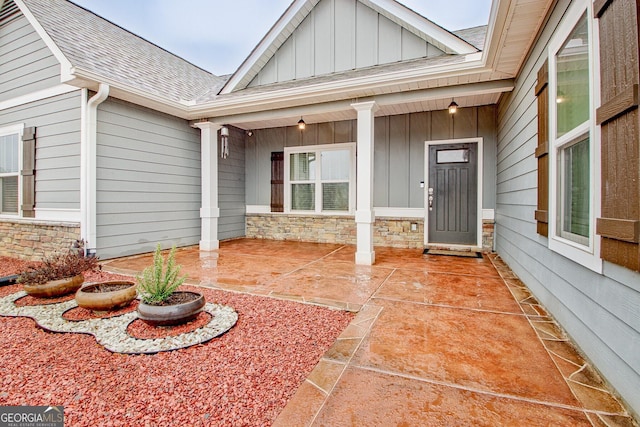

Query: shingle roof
(20, 0), (224, 103)
(454, 26), (488, 51)
(195, 53), (468, 104)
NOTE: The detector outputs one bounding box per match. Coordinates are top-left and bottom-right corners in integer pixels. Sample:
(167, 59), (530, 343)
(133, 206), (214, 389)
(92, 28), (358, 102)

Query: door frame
(424, 137), (484, 249)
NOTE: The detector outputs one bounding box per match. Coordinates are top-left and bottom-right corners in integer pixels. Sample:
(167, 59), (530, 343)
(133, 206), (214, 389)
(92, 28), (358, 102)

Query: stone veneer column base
(0, 219), (81, 261)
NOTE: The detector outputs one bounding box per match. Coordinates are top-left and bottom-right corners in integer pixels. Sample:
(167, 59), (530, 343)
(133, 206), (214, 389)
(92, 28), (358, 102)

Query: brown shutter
(270, 151), (284, 212)
(535, 60), (549, 237)
(21, 126), (35, 218)
(595, 0), (640, 271)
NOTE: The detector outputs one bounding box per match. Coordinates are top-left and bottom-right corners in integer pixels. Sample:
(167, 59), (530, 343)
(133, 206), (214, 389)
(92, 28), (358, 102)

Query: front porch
(103, 239), (634, 425)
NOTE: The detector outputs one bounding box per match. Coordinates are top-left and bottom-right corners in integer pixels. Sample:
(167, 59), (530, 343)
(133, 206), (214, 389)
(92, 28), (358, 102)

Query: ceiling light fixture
(448, 99), (459, 114)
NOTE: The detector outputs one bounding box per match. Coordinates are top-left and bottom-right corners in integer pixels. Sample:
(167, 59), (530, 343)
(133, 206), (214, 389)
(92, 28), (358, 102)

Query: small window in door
(436, 149), (469, 164)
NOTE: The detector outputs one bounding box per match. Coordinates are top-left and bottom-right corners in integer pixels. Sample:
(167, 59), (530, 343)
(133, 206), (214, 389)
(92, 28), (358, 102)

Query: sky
(71, 0), (493, 76)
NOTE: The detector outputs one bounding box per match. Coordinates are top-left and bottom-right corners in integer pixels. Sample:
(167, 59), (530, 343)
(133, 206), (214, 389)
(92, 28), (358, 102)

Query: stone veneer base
(246, 214), (495, 252)
(0, 218), (80, 261)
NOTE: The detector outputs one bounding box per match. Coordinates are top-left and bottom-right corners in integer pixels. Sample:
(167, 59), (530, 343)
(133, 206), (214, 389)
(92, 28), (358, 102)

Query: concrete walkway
(103, 239), (636, 426)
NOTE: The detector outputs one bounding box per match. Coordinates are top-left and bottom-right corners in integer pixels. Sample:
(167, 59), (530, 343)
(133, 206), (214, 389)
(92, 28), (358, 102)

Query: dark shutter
(535, 60), (549, 237)
(21, 126), (36, 218)
(595, 0), (640, 271)
(270, 151), (284, 212)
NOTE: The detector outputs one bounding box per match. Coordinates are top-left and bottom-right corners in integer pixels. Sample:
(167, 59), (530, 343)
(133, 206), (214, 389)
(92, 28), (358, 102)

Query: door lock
(428, 188), (434, 211)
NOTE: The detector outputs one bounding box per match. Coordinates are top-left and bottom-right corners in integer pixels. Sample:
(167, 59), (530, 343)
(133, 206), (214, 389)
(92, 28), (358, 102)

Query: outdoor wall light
(246, 130), (253, 137)
(220, 126), (229, 159)
(448, 99), (459, 114)
(297, 117), (306, 130)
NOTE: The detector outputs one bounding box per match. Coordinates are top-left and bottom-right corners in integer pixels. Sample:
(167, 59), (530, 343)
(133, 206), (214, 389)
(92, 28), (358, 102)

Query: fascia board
(202, 78), (514, 125)
(68, 67), (191, 119)
(481, 0), (512, 69)
(189, 56), (489, 117)
(362, 0), (478, 54)
(13, 0), (74, 82)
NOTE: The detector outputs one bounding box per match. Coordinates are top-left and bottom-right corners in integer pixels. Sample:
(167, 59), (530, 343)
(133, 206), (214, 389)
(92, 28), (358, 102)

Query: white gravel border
(0, 291), (238, 354)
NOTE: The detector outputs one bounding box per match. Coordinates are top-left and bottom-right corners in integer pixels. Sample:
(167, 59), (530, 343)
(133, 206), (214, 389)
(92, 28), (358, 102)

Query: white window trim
(0, 123), (24, 218)
(548, 0), (602, 273)
(284, 142), (356, 214)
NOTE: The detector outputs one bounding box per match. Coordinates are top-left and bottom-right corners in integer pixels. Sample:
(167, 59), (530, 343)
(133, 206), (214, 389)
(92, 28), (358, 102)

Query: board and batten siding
(218, 126), (246, 241)
(495, 0), (640, 414)
(246, 107), (497, 211)
(0, 90), (82, 210)
(248, 0), (444, 87)
(0, 13), (61, 102)
(95, 98), (201, 259)
(374, 107), (497, 210)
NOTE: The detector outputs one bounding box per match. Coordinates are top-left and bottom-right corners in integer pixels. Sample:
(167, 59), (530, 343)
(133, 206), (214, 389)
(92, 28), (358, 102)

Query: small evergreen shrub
(137, 244), (187, 305)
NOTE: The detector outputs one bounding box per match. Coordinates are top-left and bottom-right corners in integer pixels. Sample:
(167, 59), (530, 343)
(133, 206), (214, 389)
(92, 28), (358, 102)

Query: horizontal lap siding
(496, 0), (640, 414)
(96, 99), (201, 259)
(0, 14), (60, 102)
(0, 91), (82, 210)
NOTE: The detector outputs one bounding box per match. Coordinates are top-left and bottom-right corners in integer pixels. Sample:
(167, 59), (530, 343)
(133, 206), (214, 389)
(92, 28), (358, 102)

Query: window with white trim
(0, 125), (22, 216)
(284, 143), (356, 213)
(548, 1), (602, 272)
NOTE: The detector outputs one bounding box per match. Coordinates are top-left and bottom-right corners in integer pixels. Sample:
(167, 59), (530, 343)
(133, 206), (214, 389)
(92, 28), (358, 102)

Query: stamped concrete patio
(103, 239), (636, 426)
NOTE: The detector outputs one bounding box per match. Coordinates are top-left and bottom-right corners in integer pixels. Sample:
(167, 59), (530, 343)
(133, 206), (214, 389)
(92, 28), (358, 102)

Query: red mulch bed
(0, 259), (355, 426)
(0, 256), (40, 277)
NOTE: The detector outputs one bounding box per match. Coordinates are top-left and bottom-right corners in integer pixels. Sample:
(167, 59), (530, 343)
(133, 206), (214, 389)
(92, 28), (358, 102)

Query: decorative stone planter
(137, 291), (205, 326)
(75, 281), (137, 311)
(23, 274), (84, 298)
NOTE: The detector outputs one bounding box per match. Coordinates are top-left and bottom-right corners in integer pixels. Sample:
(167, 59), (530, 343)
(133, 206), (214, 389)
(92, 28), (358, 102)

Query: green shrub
(137, 244), (186, 305)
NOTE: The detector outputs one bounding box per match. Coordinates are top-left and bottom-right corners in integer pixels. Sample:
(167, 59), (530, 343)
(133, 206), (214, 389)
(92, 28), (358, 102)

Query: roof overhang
(11, 0), (554, 125)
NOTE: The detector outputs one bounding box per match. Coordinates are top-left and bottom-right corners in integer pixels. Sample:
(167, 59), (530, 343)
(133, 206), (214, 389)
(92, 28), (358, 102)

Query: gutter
(80, 83), (109, 256)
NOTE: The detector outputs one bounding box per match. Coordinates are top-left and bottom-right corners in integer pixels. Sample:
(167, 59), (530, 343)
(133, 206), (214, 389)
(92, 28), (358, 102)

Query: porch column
(193, 121), (221, 251)
(352, 100), (378, 265)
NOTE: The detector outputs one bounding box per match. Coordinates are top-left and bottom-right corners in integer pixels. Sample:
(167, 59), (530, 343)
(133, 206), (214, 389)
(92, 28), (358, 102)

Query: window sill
(549, 235), (603, 274)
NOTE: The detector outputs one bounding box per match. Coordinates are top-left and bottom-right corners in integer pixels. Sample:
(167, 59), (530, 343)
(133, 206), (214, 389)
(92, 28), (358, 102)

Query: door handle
(428, 188), (434, 211)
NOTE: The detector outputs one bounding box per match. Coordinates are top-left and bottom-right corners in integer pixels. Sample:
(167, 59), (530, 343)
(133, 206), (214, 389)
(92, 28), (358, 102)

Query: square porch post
(194, 121), (221, 251)
(352, 101), (378, 265)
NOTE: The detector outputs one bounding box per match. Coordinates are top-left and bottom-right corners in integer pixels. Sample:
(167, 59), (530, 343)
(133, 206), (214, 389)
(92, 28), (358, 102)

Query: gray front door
(427, 142), (478, 245)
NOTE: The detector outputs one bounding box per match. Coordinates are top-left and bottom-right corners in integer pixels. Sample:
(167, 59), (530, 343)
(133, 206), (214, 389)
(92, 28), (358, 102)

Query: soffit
(485, 0), (555, 76)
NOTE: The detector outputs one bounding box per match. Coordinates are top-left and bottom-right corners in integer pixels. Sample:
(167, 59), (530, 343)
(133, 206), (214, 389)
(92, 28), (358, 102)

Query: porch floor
(103, 239), (635, 426)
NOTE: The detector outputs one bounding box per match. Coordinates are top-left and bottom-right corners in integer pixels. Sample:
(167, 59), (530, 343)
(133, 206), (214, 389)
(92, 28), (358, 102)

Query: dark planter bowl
(23, 274), (84, 298)
(137, 291), (205, 326)
(75, 281), (137, 311)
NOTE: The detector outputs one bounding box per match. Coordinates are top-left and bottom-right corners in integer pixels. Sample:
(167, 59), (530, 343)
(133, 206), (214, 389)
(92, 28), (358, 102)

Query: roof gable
(221, 0), (478, 94)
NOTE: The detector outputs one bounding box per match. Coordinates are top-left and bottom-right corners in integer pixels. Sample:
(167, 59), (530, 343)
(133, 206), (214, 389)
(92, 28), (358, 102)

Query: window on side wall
(548, 2), (602, 272)
(0, 125), (22, 216)
(284, 143), (356, 214)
